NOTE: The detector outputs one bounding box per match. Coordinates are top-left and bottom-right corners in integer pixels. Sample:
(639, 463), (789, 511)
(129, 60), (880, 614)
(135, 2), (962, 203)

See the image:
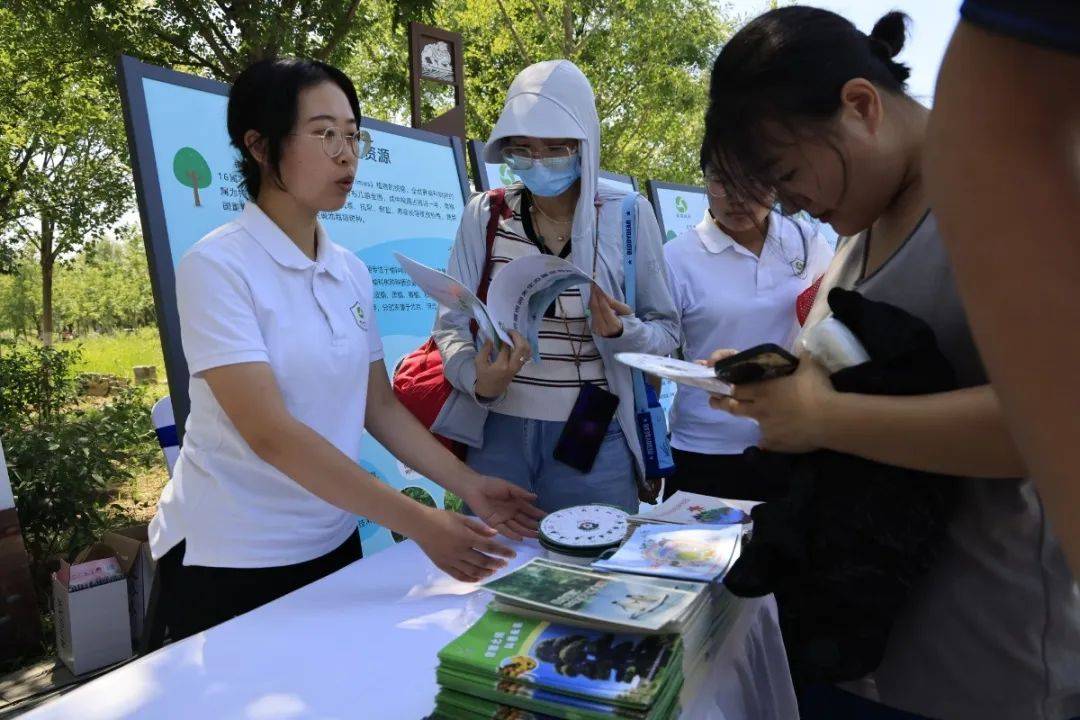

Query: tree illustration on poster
(173, 147), (211, 207)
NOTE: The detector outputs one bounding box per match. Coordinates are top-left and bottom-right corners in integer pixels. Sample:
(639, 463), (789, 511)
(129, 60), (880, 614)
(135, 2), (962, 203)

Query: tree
(78, 0), (438, 83)
(173, 147), (211, 207)
(0, 5), (131, 345)
(346, 0), (735, 184)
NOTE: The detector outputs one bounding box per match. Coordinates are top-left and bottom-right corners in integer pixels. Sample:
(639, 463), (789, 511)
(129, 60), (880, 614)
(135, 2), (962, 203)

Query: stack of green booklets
(430, 517), (750, 719)
(433, 608), (684, 720)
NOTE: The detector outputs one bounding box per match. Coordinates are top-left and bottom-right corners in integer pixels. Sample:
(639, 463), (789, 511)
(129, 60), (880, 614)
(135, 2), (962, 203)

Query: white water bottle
(800, 314), (870, 372)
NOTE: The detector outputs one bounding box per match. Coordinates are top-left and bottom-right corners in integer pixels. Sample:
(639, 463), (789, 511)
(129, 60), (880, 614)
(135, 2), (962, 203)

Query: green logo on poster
(499, 163), (518, 186)
(173, 147), (211, 207)
(674, 196), (688, 213)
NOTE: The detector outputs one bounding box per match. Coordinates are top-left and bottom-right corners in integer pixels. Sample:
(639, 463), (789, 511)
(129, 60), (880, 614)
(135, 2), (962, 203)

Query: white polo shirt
(149, 203), (383, 568)
(664, 210), (833, 456)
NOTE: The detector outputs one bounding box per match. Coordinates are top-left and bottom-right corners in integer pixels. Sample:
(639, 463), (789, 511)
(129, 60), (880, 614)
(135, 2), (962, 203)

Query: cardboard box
(52, 544), (132, 675)
(101, 525), (156, 649)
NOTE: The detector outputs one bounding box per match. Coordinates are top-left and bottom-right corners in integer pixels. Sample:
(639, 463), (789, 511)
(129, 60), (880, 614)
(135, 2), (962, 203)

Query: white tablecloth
(24, 539), (796, 720)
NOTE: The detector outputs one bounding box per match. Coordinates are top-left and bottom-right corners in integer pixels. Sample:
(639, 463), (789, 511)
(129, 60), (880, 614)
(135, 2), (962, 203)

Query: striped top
(490, 188), (607, 421)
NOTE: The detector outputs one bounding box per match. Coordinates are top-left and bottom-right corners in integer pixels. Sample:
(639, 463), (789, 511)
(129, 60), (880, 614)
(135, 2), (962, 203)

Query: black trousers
(664, 447), (790, 502)
(145, 530), (362, 648)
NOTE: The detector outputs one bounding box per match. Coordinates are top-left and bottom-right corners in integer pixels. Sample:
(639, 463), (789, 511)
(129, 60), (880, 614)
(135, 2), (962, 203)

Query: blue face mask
(515, 153), (582, 197)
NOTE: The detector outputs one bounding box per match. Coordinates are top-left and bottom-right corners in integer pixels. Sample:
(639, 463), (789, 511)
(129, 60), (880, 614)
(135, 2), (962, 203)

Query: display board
(646, 180), (710, 244)
(118, 56), (472, 555)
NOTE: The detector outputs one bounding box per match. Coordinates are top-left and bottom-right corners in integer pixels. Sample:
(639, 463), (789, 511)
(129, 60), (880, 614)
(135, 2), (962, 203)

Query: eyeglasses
(294, 127), (373, 159)
(501, 145), (578, 171)
(705, 178), (730, 198)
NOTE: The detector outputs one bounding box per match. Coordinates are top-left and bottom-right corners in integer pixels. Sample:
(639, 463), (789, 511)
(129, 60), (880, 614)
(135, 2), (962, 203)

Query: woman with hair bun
(701, 7), (1080, 719)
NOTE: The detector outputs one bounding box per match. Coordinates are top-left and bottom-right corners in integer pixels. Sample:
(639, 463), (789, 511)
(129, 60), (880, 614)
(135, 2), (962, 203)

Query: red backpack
(392, 189), (510, 457)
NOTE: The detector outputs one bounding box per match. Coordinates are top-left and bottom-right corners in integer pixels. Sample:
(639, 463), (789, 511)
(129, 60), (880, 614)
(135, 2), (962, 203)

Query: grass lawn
(55, 327), (171, 524)
(57, 326), (168, 386)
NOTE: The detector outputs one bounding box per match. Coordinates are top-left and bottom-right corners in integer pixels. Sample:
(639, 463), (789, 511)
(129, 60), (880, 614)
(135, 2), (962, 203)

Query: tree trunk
(188, 170), (202, 206)
(39, 213), (54, 346)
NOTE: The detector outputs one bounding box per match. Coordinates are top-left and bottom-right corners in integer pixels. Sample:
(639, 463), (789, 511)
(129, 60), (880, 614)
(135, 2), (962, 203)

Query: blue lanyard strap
(621, 193), (649, 414)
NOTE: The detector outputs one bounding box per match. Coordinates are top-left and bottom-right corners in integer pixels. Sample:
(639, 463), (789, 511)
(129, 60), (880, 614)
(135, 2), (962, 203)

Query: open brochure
(630, 491), (752, 527)
(482, 558), (701, 633)
(395, 252), (591, 360)
(591, 524), (743, 583)
(614, 353), (732, 396)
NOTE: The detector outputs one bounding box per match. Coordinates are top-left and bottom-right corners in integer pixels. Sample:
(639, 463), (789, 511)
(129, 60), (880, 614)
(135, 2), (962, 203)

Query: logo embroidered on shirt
(792, 258), (806, 275)
(349, 302), (367, 330)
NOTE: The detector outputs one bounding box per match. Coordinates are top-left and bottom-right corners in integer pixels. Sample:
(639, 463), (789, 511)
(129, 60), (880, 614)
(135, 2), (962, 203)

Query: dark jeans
(665, 447), (790, 502)
(146, 530), (362, 647)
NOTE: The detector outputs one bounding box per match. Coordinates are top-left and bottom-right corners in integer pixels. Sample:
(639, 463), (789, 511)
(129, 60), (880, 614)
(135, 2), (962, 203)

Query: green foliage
(0, 342), (155, 586)
(61, 328), (166, 383)
(0, 227), (156, 338)
(444, 491), (465, 514)
(391, 486), (438, 542)
(347, 0), (736, 184)
(74, 0), (439, 82)
(0, 3), (134, 340)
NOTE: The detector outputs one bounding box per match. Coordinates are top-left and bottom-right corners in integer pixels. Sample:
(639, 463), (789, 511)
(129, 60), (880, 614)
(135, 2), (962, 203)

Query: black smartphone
(553, 383), (620, 473)
(713, 343), (799, 384)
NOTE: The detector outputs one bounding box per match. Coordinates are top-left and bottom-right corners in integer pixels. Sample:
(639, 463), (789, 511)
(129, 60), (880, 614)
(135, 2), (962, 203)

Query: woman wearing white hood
(432, 60), (679, 513)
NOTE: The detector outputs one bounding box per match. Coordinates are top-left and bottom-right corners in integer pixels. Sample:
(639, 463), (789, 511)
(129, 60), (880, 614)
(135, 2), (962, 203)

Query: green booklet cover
(438, 609), (681, 707)
(436, 687), (563, 719)
(434, 686), (682, 720)
(436, 667), (683, 720)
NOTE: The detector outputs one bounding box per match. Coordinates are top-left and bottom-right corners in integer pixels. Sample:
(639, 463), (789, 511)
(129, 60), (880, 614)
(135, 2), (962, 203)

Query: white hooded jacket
(431, 60), (679, 482)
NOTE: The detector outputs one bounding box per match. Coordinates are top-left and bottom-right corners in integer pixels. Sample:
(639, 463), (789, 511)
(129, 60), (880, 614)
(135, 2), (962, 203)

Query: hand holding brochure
(614, 353), (732, 396)
(395, 252), (592, 360)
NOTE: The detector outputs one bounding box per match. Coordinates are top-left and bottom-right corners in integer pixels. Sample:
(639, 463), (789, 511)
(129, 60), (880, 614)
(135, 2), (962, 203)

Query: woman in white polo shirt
(148, 58), (544, 642)
(663, 156), (832, 500)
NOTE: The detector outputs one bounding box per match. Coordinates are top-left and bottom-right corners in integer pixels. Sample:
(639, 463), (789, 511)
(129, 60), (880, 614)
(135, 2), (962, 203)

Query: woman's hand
(460, 474), (547, 541)
(412, 508), (518, 583)
(709, 353), (835, 453)
(588, 284), (632, 338)
(475, 331), (531, 399)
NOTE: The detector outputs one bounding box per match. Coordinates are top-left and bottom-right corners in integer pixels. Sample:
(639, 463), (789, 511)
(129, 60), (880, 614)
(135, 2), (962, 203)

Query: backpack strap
(477, 188), (509, 303)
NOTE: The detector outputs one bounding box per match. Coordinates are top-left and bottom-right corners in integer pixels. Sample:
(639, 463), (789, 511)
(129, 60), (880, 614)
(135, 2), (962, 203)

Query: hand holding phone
(713, 343), (799, 385)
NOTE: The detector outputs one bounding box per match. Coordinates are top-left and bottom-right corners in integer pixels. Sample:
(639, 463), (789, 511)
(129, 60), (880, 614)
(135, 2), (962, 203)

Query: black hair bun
(870, 11), (909, 58)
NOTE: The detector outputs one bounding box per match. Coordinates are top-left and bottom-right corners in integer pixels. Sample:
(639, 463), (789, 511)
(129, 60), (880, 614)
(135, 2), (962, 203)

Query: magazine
(395, 252), (591, 359)
(591, 525), (742, 582)
(629, 491), (751, 527)
(437, 608), (681, 707)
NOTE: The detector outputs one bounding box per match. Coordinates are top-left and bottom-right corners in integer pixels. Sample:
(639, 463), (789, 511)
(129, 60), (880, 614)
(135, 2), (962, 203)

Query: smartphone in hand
(713, 343), (799, 384)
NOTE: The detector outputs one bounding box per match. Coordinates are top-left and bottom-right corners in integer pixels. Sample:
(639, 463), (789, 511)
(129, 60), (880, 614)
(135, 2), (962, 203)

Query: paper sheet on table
(394, 253), (510, 346)
(486, 254), (592, 362)
(615, 352), (733, 396)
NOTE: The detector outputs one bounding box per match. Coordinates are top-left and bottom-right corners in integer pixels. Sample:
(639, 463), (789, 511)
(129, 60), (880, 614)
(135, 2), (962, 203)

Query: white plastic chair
(150, 396), (180, 477)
